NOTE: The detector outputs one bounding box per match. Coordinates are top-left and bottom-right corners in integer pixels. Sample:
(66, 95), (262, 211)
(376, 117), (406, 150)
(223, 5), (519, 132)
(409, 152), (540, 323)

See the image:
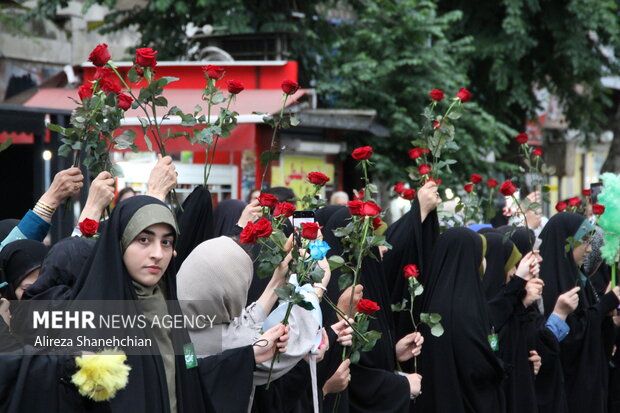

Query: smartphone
(590, 182), (603, 204)
(292, 211), (315, 246)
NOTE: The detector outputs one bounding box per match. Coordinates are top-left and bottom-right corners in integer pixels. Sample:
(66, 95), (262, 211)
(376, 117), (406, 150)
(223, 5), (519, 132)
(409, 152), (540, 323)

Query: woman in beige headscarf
(177, 236), (331, 385)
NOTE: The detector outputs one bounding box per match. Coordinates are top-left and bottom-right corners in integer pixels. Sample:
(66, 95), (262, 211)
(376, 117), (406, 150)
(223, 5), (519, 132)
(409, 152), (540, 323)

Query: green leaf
(391, 298), (408, 312)
(47, 123), (67, 135)
(328, 255), (345, 271)
(430, 313), (442, 323)
(350, 350), (360, 364)
(157, 76), (180, 86)
(211, 93), (227, 105)
(127, 66), (139, 83)
(110, 164), (124, 178)
(143, 134), (153, 152)
(430, 323), (444, 337)
(447, 110), (462, 120)
(0, 138), (11, 153)
(338, 273), (353, 291)
(419, 313), (430, 324)
(114, 130), (137, 150)
(289, 115), (300, 126)
(58, 143), (72, 157)
(259, 151), (280, 167)
(153, 96), (168, 107)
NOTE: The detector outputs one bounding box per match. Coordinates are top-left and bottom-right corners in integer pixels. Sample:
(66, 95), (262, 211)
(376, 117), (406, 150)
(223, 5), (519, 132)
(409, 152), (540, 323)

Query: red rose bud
(78, 85), (93, 101)
(433, 121), (441, 130)
(239, 222), (258, 244)
(372, 217), (382, 230)
(515, 133), (528, 145)
(429, 89), (445, 101)
(533, 147), (543, 157)
(401, 188), (415, 200)
(555, 201), (567, 212)
(403, 264), (419, 278)
(351, 146), (373, 160)
(117, 93), (133, 111)
(486, 179), (498, 188)
(253, 218), (273, 238)
(418, 164), (431, 176)
(227, 79), (245, 94)
(347, 200), (363, 215)
(470, 174), (483, 184)
(393, 182), (406, 194)
(356, 298), (380, 315)
(135, 48), (158, 68)
(360, 201), (382, 217)
(456, 88), (472, 102)
(79, 218), (99, 237)
(464, 183), (474, 193)
(88, 44), (111, 67)
(307, 171), (330, 186)
(257, 193), (278, 209)
(582, 189), (591, 197)
(281, 79), (300, 95)
(499, 181), (517, 196)
(355, 189), (365, 201)
(273, 202), (296, 218)
(568, 197), (581, 207)
(409, 148), (421, 159)
(203, 65), (225, 80)
(592, 204), (605, 215)
(301, 222), (322, 240)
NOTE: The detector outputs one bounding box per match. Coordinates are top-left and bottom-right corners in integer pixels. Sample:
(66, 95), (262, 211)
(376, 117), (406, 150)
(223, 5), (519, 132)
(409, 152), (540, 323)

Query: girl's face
(572, 240), (592, 268)
(15, 268), (40, 300)
(123, 223), (175, 286)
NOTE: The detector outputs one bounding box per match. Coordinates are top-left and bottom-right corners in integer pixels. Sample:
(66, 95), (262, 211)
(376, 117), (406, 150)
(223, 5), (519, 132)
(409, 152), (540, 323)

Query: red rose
(356, 298), (380, 315)
(568, 197), (581, 207)
(308, 171), (330, 186)
(592, 204), (605, 215)
(429, 89), (444, 101)
(499, 181), (517, 196)
(555, 201), (567, 212)
(203, 65), (225, 80)
(486, 179), (498, 188)
(88, 44), (111, 67)
(401, 188), (416, 200)
(408, 148), (421, 159)
(301, 222), (322, 240)
(355, 189), (365, 201)
(347, 200), (363, 215)
(281, 79), (300, 95)
(433, 121), (441, 130)
(352, 146), (373, 160)
(253, 218), (273, 238)
(428, 177), (442, 186)
(372, 217), (383, 230)
(78, 85), (93, 101)
(403, 264), (419, 278)
(227, 79), (244, 94)
(135, 48), (158, 68)
(456, 88), (472, 102)
(515, 133), (528, 145)
(79, 218), (98, 237)
(470, 174), (482, 184)
(464, 183), (474, 193)
(582, 189), (591, 197)
(239, 222), (258, 244)
(273, 202), (296, 218)
(418, 164), (431, 176)
(117, 93), (133, 111)
(393, 182), (406, 194)
(258, 193), (279, 209)
(360, 201), (382, 217)
(533, 147), (543, 157)
(99, 76), (121, 94)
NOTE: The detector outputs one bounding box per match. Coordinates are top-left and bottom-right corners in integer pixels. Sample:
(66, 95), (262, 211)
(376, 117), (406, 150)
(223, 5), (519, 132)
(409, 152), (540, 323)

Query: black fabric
(482, 233), (515, 301)
(383, 199), (439, 342)
(0, 239), (47, 301)
(69, 195), (255, 413)
(213, 199), (246, 237)
(496, 225), (535, 256)
(174, 186), (215, 268)
(539, 212), (619, 413)
(322, 207), (411, 413)
(0, 218), (19, 241)
(417, 227), (505, 413)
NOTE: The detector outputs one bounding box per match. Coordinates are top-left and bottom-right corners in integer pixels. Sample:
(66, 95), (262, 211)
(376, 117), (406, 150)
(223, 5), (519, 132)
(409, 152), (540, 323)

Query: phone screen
(590, 182), (603, 204)
(292, 211), (315, 245)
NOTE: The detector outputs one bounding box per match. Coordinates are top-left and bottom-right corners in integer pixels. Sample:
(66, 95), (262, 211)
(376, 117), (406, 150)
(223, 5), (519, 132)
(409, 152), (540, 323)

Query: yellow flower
(72, 349), (131, 402)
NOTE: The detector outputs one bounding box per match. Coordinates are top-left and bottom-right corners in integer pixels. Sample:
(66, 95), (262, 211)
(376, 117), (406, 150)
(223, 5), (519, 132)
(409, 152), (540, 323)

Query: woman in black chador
(538, 212), (619, 413)
(417, 227), (505, 413)
(69, 195), (287, 413)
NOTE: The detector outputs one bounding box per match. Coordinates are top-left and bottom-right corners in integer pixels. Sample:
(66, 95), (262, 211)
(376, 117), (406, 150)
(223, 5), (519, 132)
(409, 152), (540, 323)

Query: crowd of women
(1, 154), (619, 413)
